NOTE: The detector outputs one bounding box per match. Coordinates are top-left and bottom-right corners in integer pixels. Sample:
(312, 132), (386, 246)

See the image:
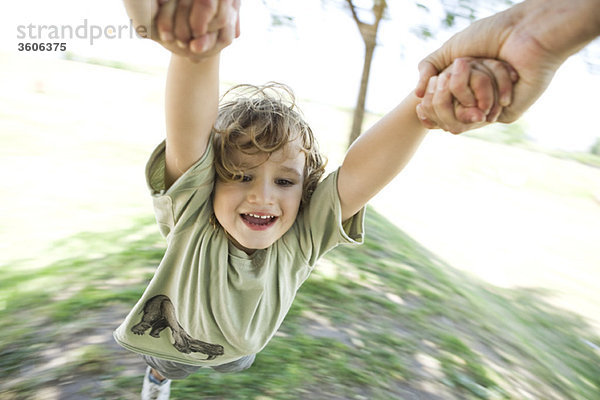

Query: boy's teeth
(246, 213), (273, 219)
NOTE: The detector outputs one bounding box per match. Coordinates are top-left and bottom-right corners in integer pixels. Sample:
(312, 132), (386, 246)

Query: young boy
(114, 2), (517, 399)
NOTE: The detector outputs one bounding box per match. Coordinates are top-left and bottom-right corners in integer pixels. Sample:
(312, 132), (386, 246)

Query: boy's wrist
(172, 52), (220, 67)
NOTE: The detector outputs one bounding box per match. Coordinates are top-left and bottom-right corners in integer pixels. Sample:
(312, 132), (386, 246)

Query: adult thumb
(415, 60), (439, 98)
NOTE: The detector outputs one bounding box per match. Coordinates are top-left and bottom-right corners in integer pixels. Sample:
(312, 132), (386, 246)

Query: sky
(2, 0), (600, 151)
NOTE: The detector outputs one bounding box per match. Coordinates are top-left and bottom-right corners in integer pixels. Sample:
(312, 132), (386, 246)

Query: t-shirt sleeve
(288, 168), (366, 266)
(145, 139), (215, 239)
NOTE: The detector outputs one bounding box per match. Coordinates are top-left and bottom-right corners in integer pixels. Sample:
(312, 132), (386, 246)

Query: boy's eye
(241, 175), (252, 182)
(276, 179), (294, 186)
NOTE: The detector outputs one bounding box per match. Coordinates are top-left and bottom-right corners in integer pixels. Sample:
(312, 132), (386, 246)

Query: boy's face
(213, 139), (305, 254)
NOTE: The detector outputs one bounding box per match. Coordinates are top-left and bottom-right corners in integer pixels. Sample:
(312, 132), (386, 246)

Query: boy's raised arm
(122, 0), (238, 188)
(337, 94), (427, 222)
(164, 54), (220, 188)
(337, 58), (516, 222)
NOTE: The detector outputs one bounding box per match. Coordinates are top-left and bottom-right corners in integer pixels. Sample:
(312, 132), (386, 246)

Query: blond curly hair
(212, 82), (326, 210)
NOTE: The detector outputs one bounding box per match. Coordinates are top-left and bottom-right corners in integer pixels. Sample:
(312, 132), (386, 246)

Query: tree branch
(345, 0), (363, 26)
(373, 0), (386, 28)
(345, 0), (387, 44)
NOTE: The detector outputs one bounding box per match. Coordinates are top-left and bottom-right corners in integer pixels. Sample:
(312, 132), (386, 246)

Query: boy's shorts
(141, 354), (256, 380)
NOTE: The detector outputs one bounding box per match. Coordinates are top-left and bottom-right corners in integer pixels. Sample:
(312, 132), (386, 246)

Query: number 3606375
(18, 42), (66, 51)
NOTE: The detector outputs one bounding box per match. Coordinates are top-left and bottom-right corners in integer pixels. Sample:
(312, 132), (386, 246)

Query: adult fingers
(190, 32), (217, 54)
(415, 61), (439, 98)
(416, 14), (509, 100)
(469, 66), (495, 115)
(416, 76), (440, 129)
(216, 2), (237, 44)
(431, 73), (461, 133)
(485, 101), (502, 123)
(481, 59), (518, 107)
(434, 72), (486, 134)
(155, 0), (178, 42)
(174, 0), (194, 47)
(415, 106), (439, 129)
(189, 0), (218, 37)
(475, 60), (505, 122)
(204, 0), (238, 50)
(206, 0), (232, 32)
(189, 1), (236, 55)
(454, 104), (486, 128)
(415, 33), (470, 98)
(449, 57), (476, 108)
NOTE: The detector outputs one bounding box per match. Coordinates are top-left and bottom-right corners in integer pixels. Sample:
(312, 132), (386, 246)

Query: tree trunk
(345, 0), (386, 148)
(348, 40), (376, 147)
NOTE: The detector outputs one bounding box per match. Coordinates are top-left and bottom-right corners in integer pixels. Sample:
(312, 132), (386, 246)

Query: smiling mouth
(240, 213), (278, 230)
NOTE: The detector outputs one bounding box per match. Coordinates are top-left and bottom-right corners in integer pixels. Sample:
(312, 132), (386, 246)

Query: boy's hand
(416, 57), (518, 134)
(155, 0), (240, 60)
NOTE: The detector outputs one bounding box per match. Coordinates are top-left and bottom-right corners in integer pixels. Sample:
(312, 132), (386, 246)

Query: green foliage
(444, 11), (456, 27)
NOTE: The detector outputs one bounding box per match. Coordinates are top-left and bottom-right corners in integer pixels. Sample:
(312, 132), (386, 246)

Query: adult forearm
(515, 0), (600, 62)
(417, 0), (600, 98)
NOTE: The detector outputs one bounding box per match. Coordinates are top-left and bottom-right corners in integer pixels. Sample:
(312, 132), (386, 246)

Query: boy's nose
(247, 180), (274, 204)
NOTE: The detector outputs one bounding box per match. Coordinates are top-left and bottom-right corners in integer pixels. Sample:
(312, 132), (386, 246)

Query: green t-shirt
(113, 139), (366, 366)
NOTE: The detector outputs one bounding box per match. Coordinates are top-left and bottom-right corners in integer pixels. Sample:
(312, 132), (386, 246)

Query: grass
(1, 209), (599, 399)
